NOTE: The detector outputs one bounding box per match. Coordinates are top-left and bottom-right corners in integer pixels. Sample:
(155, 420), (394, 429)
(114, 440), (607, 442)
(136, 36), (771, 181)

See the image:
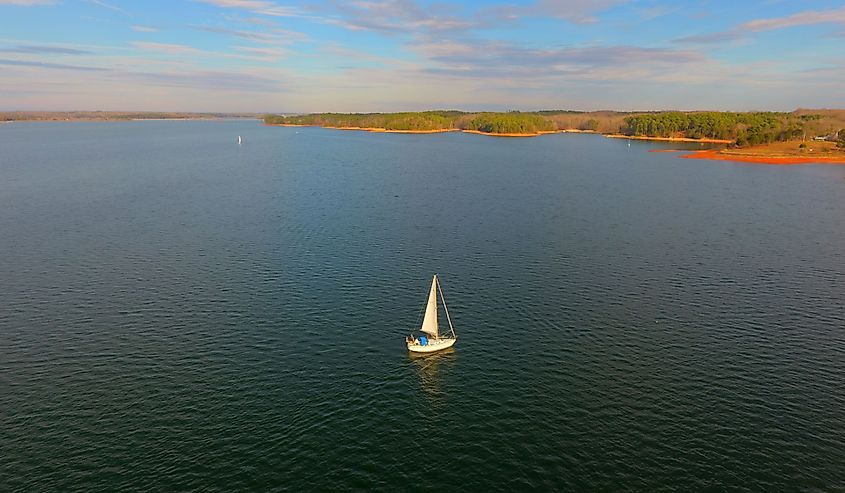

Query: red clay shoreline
(461, 129), (568, 137)
(270, 124), (845, 164)
(680, 149), (845, 165)
(274, 123), (460, 134)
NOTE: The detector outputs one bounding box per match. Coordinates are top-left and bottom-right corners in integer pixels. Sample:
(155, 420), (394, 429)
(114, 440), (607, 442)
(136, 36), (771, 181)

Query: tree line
(265, 110), (845, 143)
(466, 113), (556, 134)
(265, 111), (559, 134)
(620, 112), (810, 146)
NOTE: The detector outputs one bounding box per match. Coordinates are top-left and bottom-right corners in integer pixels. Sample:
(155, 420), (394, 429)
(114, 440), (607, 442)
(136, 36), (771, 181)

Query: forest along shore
(276, 123), (566, 137)
(266, 111), (561, 136)
(265, 110), (845, 161)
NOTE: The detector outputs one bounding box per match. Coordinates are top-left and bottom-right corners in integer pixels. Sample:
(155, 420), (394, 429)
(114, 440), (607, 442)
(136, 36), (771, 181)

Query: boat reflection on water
(408, 347), (456, 398)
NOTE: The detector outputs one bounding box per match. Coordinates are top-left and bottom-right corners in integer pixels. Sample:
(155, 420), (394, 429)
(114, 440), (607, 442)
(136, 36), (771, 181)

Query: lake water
(2, 121), (844, 491)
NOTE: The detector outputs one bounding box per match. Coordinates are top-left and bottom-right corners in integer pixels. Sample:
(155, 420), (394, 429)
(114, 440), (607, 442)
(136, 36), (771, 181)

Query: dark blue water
(2, 121), (844, 491)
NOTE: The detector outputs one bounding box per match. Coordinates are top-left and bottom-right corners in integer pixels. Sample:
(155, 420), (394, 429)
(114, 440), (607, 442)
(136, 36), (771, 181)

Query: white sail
(419, 275), (439, 337)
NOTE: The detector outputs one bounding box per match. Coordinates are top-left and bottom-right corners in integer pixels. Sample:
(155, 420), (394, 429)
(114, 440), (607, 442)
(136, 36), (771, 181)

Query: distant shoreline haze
(0, 111), (260, 121)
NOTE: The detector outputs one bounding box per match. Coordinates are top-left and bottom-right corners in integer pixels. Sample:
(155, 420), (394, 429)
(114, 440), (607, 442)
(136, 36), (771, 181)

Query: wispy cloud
(193, 24), (305, 43)
(636, 5), (678, 21)
(196, 0), (475, 36)
(194, 0), (301, 17)
(485, 0), (627, 25)
(235, 45), (287, 61)
(130, 41), (208, 56)
(322, 0), (472, 34)
(741, 5), (845, 32)
(677, 5), (845, 44)
(0, 0), (54, 4)
(0, 58), (107, 71)
(415, 41), (704, 80)
(86, 0), (128, 14)
(219, 13), (280, 27)
(0, 0), (56, 7)
(241, 16), (277, 27)
(308, 0), (626, 39)
(0, 44), (91, 54)
(130, 25), (158, 32)
(530, 0), (627, 24)
(675, 31), (745, 44)
(114, 69), (282, 92)
(129, 40), (287, 63)
(322, 42), (405, 67)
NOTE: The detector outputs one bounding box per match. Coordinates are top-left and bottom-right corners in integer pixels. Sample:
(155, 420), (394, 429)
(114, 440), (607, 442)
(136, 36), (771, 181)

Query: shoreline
(461, 129), (568, 137)
(273, 124), (736, 141)
(274, 123), (459, 134)
(273, 123), (567, 137)
(680, 149), (845, 165)
(270, 123), (845, 164)
(605, 134), (733, 144)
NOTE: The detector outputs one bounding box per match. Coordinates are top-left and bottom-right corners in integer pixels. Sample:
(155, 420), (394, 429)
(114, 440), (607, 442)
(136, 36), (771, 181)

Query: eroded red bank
(680, 149), (845, 165)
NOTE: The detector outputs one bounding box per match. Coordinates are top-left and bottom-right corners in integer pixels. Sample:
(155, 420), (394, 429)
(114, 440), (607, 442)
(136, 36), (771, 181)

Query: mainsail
(419, 275), (439, 338)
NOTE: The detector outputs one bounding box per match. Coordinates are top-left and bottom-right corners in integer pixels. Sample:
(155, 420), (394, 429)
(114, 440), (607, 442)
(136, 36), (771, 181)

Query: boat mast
(436, 276), (457, 339)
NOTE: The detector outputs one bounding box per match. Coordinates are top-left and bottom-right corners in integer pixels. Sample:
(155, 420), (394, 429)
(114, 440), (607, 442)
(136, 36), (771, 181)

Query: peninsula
(265, 111), (560, 136)
(264, 110), (845, 164)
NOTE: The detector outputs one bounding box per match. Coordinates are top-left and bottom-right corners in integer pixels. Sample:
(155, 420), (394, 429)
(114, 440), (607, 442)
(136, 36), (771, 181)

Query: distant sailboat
(406, 275), (457, 353)
(238, 135), (242, 145)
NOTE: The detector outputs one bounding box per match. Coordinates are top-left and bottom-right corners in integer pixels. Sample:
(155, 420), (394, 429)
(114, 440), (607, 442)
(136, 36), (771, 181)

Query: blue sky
(1, 0), (844, 112)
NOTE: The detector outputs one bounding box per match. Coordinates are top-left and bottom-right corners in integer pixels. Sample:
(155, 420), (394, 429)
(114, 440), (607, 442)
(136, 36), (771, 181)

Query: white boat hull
(407, 337), (456, 353)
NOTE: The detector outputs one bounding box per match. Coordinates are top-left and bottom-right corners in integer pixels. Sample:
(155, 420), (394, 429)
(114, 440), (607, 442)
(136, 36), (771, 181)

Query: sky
(1, 0), (844, 112)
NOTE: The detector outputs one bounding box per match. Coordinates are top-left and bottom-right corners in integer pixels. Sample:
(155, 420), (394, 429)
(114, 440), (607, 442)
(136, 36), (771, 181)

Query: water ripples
(1, 123), (844, 491)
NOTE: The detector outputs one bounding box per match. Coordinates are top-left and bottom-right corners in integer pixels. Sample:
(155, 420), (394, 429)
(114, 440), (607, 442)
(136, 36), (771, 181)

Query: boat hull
(407, 337), (456, 353)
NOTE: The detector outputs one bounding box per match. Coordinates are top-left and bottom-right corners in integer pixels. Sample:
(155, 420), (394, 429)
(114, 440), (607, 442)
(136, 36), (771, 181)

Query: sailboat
(406, 274), (457, 353)
(238, 135), (242, 145)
